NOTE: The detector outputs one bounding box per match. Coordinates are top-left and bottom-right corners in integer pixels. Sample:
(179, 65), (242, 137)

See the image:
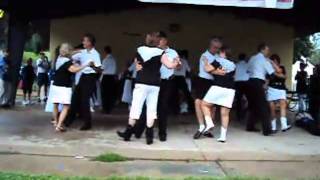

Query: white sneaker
(22, 100), (28, 106)
(217, 137), (226, 143)
(90, 107), (95, 112)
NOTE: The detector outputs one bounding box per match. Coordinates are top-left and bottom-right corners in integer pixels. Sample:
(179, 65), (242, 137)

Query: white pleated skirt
(203, 85), (235, 108)
(48, 85), (72, 105)
(267, 87), (286, 101)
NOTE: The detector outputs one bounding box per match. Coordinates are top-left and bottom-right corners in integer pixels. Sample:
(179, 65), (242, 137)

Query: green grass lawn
(0, 172), (278, 180)
(92, 152), (129, 163)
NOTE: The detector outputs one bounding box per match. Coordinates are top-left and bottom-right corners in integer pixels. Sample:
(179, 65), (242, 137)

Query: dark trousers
(173, 76), (194, 112)
(65, 74), (97, 126)
(158, 79), (176, 136)
(245, 78), (271, 135)
(101, 75), (117, 113)
(309, 95), (320, 126)
(235, 81), (248, 121)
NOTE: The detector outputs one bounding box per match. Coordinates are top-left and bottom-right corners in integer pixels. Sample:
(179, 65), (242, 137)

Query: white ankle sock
(218, 127), (227, 142)
(199, 124), (205, 132)
(280, 117), (290, 130)
(204, 116), (214, 131)
(271, 119), (277, 131)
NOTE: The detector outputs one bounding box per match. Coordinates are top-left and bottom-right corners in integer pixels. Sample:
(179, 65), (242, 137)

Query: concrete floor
(0, 101), (320, 179)
(0, 101), (319, 161)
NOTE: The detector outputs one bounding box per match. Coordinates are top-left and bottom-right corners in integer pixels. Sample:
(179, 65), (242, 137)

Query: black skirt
(195, 77), (213, 99)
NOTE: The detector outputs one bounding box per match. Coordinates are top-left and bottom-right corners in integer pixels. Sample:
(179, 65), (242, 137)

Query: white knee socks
(280, 117), (291, 131)
(204, 115), (214, 132)
(271, 119), (277, 131)
(217, 127), (227, 142)
(199, 124), (205, 132)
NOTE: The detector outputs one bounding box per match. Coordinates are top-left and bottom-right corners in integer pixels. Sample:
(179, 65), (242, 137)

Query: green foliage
(310, 49), (320, 65)
(92, 153), (129, 163)
(294, 36), (315, 63)
(22, 51), (50, 63)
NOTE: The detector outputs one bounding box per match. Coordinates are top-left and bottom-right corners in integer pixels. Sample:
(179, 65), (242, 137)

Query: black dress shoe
(117, 131), (125, 138)
(80, 124), (92, 131)
(193, 131), (203, 139)
(271, 130), (278, 134)
(263, 130), (272, 136)
(246, 127), (260, 132)
(203, 131), (214, 138)
(159, 134), (167, 142)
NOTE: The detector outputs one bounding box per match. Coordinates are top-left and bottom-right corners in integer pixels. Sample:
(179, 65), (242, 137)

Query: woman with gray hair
(48, 43), (90, 132)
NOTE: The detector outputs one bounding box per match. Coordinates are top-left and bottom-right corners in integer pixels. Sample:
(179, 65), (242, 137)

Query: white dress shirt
(36, 58), (50, 75)
(174, 58), (191, 77)
(72, 48), (101, 85)
(198, 50), (217, 80)
(160, 47), (179, 80)
(102, 54), (117, 75)
(247, 53), (274, 81)
(235, 60), (249, 82)
(72, 48), (101, 74)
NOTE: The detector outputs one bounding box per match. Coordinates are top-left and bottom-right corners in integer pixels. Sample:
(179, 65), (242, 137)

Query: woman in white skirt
(49, 43), (90, 132)
(267, 54), (291, 133)
(201, 47), (236, 143)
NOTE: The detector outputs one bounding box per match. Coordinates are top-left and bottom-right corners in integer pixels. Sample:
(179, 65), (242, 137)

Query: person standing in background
(295, 63), (308, 112)
(0, 49), (12, 108)
(36, 52), (50, 103)
(101, 45), (117, 114)
(0, 50), (8, 106)
(309, 64), (320, 129)
(234, 53), (249, 121)
(173, 50), (194, 114)
(21, 58), (36, 105)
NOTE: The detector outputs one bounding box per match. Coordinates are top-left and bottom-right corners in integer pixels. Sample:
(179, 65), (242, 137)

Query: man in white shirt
(101, 45), (117, 114)
(193, 37), (222, 139)
(36, 52), (50, 103)
(157, 32), (180, 141)
(234, 53), (249, 121)
(65, 33), (102, 130)
(246, 43), (275, 136)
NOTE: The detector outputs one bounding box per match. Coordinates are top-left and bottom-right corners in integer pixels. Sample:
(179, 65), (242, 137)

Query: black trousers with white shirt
(101, 75), (117, 113)
(158, 78), (176, 136)
(65, 74), (97, 126)
(245, 78), (271, 135)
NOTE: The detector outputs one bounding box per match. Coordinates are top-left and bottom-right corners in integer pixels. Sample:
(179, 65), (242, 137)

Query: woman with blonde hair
(49, 43), (90, 132)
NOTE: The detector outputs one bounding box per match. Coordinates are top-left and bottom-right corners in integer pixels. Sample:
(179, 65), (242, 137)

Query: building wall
(50, 6), (294, 87)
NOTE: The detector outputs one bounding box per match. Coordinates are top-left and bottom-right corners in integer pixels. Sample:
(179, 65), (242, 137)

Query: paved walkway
(1, 103), (320, 162)
(1, 153), (320, 179)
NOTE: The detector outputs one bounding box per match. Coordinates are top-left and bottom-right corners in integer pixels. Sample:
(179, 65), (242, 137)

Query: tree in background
(294, 36), (315, 63)
(310, 34), (320, 65)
